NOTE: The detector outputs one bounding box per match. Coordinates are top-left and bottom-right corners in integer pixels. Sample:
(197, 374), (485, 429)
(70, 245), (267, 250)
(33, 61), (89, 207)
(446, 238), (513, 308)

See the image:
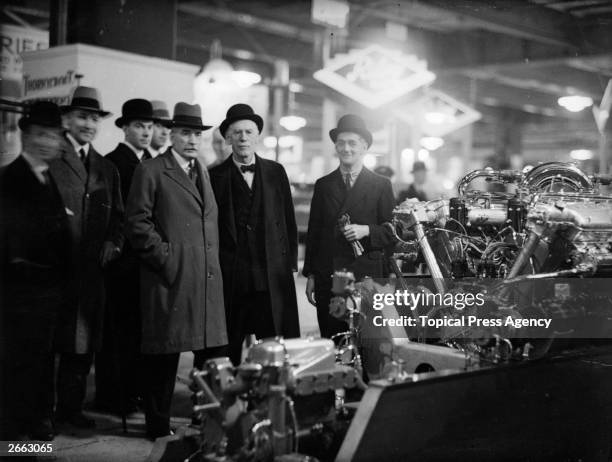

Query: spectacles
(335, 139), (363, 149)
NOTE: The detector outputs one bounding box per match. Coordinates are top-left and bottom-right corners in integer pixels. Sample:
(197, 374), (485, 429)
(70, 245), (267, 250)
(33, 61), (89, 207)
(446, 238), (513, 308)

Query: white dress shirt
(66, 132), (90, 159)
(339, 164), (363, 189)
(232, 155), (256, 189)
(171, 149), (194, 175)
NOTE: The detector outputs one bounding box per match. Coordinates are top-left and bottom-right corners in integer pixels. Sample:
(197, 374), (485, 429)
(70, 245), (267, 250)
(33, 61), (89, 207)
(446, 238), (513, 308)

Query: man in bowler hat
(209, 103), (300, 365)
(397, 161), (428, 204)
(126, 102), (227, 439)
(49, 86), (123, 429)
(0, 102), (71, 441)
(96, 99), (156, 414)
(303, 114), (395, 338)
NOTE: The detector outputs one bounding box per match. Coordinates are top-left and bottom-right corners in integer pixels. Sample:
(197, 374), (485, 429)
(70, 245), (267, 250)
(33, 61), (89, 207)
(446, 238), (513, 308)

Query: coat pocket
(161, 242), (179, 286)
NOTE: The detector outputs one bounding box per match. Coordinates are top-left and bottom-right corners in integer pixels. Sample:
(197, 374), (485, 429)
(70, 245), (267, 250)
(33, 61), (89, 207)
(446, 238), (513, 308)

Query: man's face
(123, 120), (153, 150)
(63, 109), (100, 145)
(151, 122), (170, 150)
(171, 126), (202, 159)
(226, 120), (259, 163)
(22, 124), (62, 162)
(335, 132), (367, 169)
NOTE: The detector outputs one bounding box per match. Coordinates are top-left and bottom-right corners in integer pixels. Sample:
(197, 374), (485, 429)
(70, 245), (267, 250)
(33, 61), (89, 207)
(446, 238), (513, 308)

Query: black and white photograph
(1, 0), (612, 461)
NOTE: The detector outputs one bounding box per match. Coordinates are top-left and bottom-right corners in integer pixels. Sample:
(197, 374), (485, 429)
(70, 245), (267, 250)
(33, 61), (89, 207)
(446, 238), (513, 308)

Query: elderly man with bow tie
(209, 104), (300, 366)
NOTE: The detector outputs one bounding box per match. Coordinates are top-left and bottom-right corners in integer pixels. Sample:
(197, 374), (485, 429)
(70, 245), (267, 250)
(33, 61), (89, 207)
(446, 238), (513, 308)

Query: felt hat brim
(329, 127), (373, 147)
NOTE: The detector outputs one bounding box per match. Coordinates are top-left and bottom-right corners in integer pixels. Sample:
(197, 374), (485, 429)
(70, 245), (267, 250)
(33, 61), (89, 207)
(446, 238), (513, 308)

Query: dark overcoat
(125, 151), (227, 354)
(48, 137), (123, 353)
(209, 155), (300, 338)
(0, 156), (71, 349)
(303, 167), (396, 279)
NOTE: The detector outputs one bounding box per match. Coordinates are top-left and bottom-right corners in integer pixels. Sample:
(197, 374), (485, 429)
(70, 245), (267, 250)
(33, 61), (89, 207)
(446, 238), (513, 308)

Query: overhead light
(558, 95), (593, 112)
(443, 179), (455, 190)
(420, 136), (444, 151)
(231, 70), (261, 88)
(401, 148), (414, 159)
(278, 135), (298, 148)
(364, 153), (377, 168)
(417, 149), (429, 161)
(424, 111), (453, 125)
(279, 115), (307, 131)
(570, 149), (593, 160)
(263, 136), (278, 149)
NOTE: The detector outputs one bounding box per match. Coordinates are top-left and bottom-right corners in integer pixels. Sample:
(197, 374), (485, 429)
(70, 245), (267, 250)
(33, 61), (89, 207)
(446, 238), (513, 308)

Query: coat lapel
(214, 156), (237, 244)
(61, 137), (87, 182)
(86, 148), (102, 190)
(161, 151), (203, 207)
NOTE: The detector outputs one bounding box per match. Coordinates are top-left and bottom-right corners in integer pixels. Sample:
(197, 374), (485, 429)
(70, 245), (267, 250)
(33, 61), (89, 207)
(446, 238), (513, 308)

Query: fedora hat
(61, 86), (111, 117)
(171, 102), (211, 131)
(411, 161), (427, 172)
(115, 99), (154, 128)
(151, 100), (172, 127)
(329, 114), (372, 147)
(219, 103), (263, 136)
(18, 101), (62, 131)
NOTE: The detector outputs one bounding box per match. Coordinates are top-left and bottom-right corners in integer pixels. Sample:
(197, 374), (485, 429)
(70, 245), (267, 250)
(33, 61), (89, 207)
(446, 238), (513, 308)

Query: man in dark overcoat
(96, 99), (154, 413)
(126, 102), (227, 439)
(209, 103), (299, 366)
(303, 114), (395, 338)
(0, 102), (71, 441)
(48, 86), (123, 428)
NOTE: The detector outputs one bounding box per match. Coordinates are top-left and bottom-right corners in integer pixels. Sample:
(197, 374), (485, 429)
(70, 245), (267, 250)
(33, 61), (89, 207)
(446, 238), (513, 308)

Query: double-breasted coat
(208, 155), (300, 338)
(48, 137), (123, 353)
(126, 151), (227, 354)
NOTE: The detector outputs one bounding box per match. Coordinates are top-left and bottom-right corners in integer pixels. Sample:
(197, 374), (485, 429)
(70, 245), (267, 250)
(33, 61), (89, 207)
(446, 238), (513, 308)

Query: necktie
(188, 161), (197, 184)
(240, 164), (256, 174)
(41, 169), (51, 186)
(79, 148), (86, 164)
(142, 150), (152, 161)
(344, 173), (352, 190)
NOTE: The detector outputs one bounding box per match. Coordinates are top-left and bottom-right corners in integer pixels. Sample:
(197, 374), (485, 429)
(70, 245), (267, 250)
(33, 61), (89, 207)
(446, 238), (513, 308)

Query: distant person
(0, 102), (70, 441)
(209, 104), (299, 365)
(149, 100), (172, 157)
(49, 86), (123, 429)
(208, 126), (231, 167)
(374, 165), (394, 180)
(397, 161), (428, 204)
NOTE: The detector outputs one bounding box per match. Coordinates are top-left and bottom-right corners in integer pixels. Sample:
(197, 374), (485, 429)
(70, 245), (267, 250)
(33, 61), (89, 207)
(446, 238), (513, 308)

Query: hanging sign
(314, 45), (435, 109)
(395, 89), (481, 137)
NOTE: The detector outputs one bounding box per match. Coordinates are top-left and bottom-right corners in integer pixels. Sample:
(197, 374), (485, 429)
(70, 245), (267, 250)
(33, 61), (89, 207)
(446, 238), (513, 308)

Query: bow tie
(240, 164), (256, 174)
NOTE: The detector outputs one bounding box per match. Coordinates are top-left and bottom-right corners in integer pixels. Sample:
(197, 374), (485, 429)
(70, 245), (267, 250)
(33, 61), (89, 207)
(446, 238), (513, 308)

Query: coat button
(246, 224), (252, 231)
(207, 272), (213, 279)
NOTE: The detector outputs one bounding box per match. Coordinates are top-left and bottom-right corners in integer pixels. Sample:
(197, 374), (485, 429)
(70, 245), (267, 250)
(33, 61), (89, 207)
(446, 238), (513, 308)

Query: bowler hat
(171, 102), (211, 131)
(151, 100), (172, 127)
(329, 114), (372, 147)
(62, 86), (111, 117)
(115, 99), (154, 128)
(412, 161), (427, 172)
(18, 101), (63, 131)
(219, 103), (264, 136)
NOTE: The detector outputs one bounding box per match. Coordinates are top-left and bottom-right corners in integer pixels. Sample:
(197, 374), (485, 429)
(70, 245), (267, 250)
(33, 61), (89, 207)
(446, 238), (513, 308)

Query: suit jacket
(0, 156), (71, 348)
(209, 156), (299, 338)
(303, 167), (395, 280)
(105, 143), (159, 201)
(126, 151), (227, 354)
(48, 135), (124, 353)
(209, 155), (299, 338)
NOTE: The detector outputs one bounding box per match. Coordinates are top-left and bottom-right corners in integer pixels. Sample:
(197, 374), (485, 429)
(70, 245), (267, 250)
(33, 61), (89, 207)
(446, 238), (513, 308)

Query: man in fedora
(209, 103), (299, 366)
(303, 114), (395, 338)
(95, 99), (155, 414)
(126, 102), (227, 439)
(0, 102), (71, 441)
(49, 86), (123, 429)
(149, 100), (172, 158)
(397, 161), (428, 204)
